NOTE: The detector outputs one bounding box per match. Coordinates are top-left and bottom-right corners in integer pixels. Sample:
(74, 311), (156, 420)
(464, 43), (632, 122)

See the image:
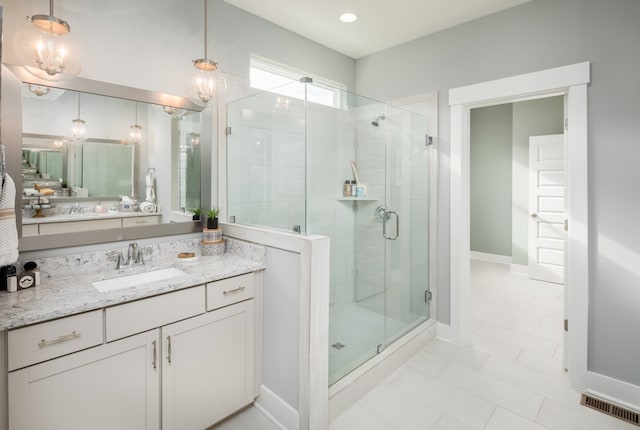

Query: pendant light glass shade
(71, 92), (87, 142)
(20, 0), (81, 82)
(128, 102), (144, 144)
(189, 0), (219, 106)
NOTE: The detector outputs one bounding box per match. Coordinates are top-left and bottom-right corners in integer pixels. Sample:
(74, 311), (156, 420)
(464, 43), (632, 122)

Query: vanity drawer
(8, 310), (103, 371)
(105, 285), (205, 341)
(122, 216), (161, 227)
(22, 224), (39, 236)
(39, 218), (121, 235)
(206, 273), (254, 311)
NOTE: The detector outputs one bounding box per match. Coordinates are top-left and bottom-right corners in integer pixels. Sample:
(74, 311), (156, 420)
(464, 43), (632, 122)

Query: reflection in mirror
(20, 83), (202, 236)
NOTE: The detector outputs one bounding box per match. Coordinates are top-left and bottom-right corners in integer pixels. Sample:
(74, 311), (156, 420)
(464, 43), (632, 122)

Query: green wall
(470, 104), (513, 257)
(470, 97), (564, 262)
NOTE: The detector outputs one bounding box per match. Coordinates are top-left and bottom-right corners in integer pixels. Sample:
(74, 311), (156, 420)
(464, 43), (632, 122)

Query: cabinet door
(9, 330), (160, 430)
(162, 300), (254, 430)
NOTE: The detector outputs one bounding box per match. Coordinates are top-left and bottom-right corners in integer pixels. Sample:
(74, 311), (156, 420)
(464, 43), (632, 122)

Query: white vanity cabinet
(162, 299), (254, 430)
(8, 330), (160, 430)
(6, 271), (262, 430)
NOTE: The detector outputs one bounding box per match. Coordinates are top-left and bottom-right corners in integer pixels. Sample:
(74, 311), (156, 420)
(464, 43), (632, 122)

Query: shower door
(380, 107), (430, 348)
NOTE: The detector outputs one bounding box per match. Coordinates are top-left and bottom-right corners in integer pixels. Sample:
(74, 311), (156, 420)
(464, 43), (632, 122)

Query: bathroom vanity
(0, 239), (265, 430)
(22, 212), (161, 236)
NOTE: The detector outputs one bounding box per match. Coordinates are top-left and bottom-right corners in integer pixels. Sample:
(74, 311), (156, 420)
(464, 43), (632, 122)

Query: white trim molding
(470, 251), (512, 265)
(255, 385), (298, 430)
(448, 62), (590, 391)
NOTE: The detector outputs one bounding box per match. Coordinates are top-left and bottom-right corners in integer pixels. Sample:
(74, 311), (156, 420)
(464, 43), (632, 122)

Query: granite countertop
(0, 239), (266, 331)
(23, 211), (161, 225)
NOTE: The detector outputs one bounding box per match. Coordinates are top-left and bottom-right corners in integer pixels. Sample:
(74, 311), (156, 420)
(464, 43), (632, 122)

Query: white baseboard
(510, 263), (528, 275)
(470, 251), (511, 265)
(254, 385), (299, 430)
(587, 371), (640, 412)
(436, 322), (452, 342)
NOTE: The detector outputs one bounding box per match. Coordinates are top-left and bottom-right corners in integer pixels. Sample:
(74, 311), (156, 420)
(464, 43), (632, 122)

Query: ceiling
(223, 0), (532, 59)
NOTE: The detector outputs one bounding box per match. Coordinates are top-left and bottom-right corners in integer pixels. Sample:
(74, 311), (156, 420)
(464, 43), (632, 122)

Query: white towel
(0, 174), (19, 266)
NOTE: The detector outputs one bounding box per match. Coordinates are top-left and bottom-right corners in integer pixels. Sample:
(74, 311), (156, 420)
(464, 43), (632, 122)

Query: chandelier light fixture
(189, 0), (218, 105)
(162, 105), (177, 115)
(23, 0), (80, 81)
(28, 84), (51, 97)
(129, 102), (144, 144)
(70, 92), (87, 142)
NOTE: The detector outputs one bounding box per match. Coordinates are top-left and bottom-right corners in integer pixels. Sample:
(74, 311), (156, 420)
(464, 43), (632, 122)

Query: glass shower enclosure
(226, 79), (431, 385)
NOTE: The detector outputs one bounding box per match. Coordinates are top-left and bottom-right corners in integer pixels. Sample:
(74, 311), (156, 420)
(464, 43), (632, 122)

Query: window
(249, 56), (345, 109)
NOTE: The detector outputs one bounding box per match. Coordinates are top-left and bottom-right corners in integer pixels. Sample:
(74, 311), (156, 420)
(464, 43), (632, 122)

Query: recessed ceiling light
(340, 13), (357, 23)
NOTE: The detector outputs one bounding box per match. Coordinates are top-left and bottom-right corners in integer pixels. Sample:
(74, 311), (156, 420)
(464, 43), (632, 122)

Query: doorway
(448, 62), (590, 389)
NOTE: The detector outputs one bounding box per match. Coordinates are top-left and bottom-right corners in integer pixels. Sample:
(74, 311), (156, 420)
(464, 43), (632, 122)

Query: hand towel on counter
(139, 201), (157, 213)
(0, 174), (19, 266)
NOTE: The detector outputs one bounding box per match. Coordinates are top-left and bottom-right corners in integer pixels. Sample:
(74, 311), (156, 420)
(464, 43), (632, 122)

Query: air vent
(581, 394), (640, 427)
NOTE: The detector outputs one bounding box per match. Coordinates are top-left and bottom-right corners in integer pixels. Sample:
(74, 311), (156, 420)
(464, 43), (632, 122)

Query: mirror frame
(2, 63), (212, 252)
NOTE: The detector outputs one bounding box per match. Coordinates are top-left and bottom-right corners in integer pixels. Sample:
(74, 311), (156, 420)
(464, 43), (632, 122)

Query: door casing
(448, 62), (590, 390)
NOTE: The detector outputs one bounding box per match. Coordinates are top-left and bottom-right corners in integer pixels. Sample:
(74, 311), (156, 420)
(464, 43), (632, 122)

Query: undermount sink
(93, 267), (187, 292)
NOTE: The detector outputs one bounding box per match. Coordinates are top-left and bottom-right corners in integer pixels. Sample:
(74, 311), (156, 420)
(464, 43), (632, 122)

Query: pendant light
(129, 102), (144, 144)
(71, 92), (87, 142)
(189, 0), (218, 105)
(23, 0), (81, 82)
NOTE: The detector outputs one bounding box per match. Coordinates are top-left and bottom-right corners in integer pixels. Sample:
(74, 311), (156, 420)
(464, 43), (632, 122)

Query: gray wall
(470, 97), (564, 263)
(356, 0), (640, 386)
(511, 97), (564, 265)
(470, 104), (513, 257)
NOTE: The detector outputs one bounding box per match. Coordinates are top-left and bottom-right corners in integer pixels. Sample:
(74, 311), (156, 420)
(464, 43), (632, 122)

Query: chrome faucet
(108, 242), (145, 270)
(69, 203), (81, 214)
(127, 242), (144, 266)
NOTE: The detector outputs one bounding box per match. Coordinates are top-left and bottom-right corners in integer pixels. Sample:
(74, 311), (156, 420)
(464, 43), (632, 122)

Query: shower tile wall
(306, 102), (356, 312)
(227, 93), (306, 231)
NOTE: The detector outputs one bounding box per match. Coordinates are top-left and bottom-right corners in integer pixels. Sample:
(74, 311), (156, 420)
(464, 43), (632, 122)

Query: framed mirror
(2, 64), (211, 251)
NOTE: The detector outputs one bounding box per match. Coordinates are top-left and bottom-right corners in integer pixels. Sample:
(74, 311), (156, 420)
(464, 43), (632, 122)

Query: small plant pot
(192, 215), (200, 221)
(206, 217), (219, 229)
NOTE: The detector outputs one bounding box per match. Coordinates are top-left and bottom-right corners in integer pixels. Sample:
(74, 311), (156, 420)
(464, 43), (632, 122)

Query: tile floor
(214, 260), (636, 429)
(329, 260), (636, 430)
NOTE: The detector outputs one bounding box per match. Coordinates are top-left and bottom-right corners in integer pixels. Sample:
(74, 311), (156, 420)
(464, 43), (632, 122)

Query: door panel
(528, 134), (565, 284)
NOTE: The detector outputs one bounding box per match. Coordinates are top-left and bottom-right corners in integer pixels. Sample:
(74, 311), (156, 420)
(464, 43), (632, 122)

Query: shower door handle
(383, 210), (399, 240)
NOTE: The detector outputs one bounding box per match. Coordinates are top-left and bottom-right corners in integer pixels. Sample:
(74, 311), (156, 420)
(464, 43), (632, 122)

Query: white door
(528, 134), (565, 284)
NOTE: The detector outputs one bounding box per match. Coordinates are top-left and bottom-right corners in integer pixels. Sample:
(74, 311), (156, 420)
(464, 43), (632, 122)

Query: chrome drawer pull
(223, 286), (245, 296)
(38, 331), (81, 348)
(152, 340), (157, 369)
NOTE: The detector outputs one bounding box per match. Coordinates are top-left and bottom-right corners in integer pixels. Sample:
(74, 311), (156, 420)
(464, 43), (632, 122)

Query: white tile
(236, 406), (282, 430)
(406, 351), (451, 377)
(439, 362), (544, 420)
(480, 356), (581, 407)
(471, 332), (522, 362)
(330, 404), (392, 430)
(509, 318), (564, 343)
(516, 349), (567, 380)
(358, 385), (442, 430)
(387, 366), (495, 430)
(210, 406), (279, 430)
(431, 414), (476, 430)
(475, 322), (558, 356)
(422, 338), (489, 370)
(485, 407), (549, 430)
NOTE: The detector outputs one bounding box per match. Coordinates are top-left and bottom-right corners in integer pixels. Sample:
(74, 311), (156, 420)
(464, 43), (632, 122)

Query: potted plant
(190, 208), (201, 221)
(205, 208), (220, 229)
